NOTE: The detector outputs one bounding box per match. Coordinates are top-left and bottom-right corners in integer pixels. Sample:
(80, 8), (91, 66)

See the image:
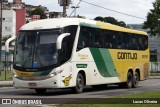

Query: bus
(13, 18), (149, 94)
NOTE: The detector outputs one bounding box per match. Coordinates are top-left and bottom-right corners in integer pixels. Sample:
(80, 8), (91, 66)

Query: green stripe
(76, 64), (87, 68)
(90, 48), (118, 77)
(32, 69), (52, 76)
(80, 22), (100, 28)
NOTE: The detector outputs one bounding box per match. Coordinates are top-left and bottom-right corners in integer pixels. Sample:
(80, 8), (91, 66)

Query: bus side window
(77, 27), (91, 51)
(137, 36), (143, 50)
(104, 31), (113, 49)
(144, 36), (148, 50)
(115, 32), (125, 49)
(93, 29), (103, 48)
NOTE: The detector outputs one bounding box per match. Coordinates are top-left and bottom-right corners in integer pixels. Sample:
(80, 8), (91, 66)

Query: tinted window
(104, 31), (115, 48)
(93, 29), (104, 48)
(60, 25), (78, 63)
(77, 27), (93, 50)
(77, 26), (148, 51)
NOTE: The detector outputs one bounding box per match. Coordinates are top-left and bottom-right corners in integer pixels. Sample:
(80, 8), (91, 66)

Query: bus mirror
(56, 33), (70, 50)
(5, 36), (16, 52)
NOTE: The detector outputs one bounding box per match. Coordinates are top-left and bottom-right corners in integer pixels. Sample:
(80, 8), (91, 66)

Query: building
(2, 10), (16, 37)
(149, 36), (160, 62)
(15, 8), (26, 35)
(1, 9), (16, 64)
(2, 0), (25, 10)
(13, 0), (22, 4)
(31, 15), (40, 21)
(2, 0), (49, 23)
(49, 12), (63, 18)
(127, 24), (149, 32)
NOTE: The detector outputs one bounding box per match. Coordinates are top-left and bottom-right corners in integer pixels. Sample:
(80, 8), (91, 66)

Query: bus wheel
(35, 89), (47, 94)
(73, 73), (84, 93)
(132, 72), (139, 88)
(125, 72), (133, 88)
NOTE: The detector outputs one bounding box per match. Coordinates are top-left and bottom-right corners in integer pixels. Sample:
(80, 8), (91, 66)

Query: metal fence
(150, 62), (160, 76)
(0, 52), (13, 80)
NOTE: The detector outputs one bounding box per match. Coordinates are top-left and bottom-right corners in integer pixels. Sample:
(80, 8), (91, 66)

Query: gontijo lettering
(117, 52), (137, 60)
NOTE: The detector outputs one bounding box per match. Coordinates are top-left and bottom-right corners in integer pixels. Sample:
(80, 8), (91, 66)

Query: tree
(26, 10), (32, 17)
(118, 21), (126, 27)
(31, 7), (47, 19)
(143, 0), (160, 36)
(104, 17), (118, 25)
(94, 16), (104, 22)
(26, 19), (30, 24)
(94, 16), (126, 27)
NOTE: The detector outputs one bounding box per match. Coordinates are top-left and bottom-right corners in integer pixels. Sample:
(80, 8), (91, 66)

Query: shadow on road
(17, 84), (127, 96)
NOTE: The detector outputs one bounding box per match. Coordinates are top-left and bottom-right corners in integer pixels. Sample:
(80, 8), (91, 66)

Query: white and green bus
(13, 18), (149, 94)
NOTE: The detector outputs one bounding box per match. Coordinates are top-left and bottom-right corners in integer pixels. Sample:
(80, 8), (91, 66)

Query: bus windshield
(14, 29), (61, 69)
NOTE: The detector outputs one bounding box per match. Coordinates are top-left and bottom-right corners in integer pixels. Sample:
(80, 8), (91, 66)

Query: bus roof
(20, 18), (147, 35)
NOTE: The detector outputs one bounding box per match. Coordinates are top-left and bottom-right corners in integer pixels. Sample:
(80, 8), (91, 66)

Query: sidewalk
(0, 81), (13, 87)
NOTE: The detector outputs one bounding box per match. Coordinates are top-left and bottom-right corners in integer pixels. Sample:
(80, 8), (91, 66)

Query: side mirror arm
(56, 33), (70, 50)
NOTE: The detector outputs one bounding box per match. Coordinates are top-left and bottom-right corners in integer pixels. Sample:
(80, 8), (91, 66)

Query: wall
(2, 9), (16, 37)
(15, 8), (26, 35)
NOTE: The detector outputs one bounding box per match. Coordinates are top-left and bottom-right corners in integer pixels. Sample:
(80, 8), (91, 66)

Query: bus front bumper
(13, 76), (60, 89)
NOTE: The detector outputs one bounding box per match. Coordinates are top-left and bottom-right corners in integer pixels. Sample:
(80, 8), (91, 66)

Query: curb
(149, 77), (160, 79)
(0, 84), (13, 87)
(0, 81), (13, 87)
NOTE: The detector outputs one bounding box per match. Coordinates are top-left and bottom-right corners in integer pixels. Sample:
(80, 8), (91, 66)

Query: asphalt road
(0, 79), (159, 99)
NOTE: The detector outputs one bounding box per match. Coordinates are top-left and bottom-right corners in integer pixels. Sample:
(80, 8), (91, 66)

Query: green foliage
(143, 0), (160, 36)
(26, 10), (32, 16)
(0, 71), (12, 80)
(94, 16), (126, 27)
(2, 35), (11, 46)
(26, 19), (30, 24)
(94, 16), (104, 22)
(31, 7), (47, 19)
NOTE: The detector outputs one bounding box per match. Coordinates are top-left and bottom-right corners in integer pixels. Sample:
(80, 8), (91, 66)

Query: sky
(9, 0), (155, 24)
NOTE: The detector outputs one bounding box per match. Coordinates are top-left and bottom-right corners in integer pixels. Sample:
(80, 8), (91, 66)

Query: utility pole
(71, 6), (79, 17)
(0, 0), (2, 62)
(59, 0), (71, 17)
(63, 0), (67, 17)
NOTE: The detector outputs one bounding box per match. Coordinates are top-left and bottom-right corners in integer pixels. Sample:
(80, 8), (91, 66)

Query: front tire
(72, 73), (84, 93)
(35, 89), (47, 94)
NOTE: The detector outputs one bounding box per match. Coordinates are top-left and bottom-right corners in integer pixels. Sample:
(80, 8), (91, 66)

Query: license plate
(28, 83), (37, 87)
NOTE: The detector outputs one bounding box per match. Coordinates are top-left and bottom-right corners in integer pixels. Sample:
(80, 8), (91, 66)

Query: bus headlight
(14, 74), (18, 77)
(49, 69), (63, 77)
(13, 72), (19, 78)
(49, 72), (57, 77)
